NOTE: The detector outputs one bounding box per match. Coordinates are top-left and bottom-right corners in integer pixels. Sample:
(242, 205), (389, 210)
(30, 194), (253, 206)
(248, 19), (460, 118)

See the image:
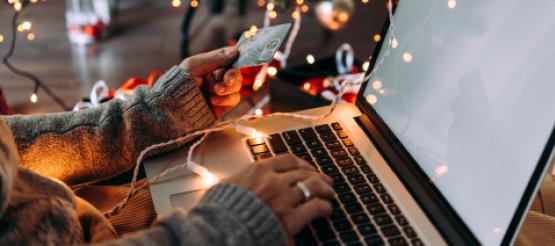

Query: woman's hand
(223, 154), (335, 237)
(179, 46), (243, 117)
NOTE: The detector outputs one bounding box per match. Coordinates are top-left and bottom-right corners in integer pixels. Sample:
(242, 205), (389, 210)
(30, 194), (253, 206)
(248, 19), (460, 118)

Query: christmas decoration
(315, 0), (355, 30)
(65, 0), (116, 44)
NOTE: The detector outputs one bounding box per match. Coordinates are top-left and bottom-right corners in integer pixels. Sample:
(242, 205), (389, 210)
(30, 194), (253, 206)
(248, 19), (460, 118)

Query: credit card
(232, 23), (291, 68)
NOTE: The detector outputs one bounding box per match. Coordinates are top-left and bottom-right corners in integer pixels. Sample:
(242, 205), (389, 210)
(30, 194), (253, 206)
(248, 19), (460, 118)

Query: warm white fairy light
(362, 0), (369, 3)
(254, 109), (264, 116)
(30, 93), (38, 103)
(269, 10), (278, 19)
(266, 66), (278, 77)
(435, 164), (448, 177)
(372, 80), (383, 90)
(190, 0), (199, 8)
(266, 1), (275, 10)
(301, 4), (309, 13)
(391, 38), (399, 49)
(27, 33), (35, 41)
(306, 54), (315, 64)
(373, 34), (382, 42)
(171, 0), (181, 7)
(402, 52), (413, 63)
(448, 0), (457, 9)
(366, 94), (378, 105)
(14, 2), (22, 11)
(0, 35), (4, 43)
(362, 61), (370, 72)
(296, 0), (304, 4)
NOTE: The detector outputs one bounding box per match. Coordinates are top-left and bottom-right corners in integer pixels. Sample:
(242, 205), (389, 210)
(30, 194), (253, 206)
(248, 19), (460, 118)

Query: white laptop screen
(363, 0), (555, 244)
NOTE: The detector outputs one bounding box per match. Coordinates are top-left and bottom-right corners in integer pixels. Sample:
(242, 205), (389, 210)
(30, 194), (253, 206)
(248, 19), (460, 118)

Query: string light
(306, 54), (315, 64)
(373, 34), (382, 42)
(257, 0), (266, 7)
(267, 66), (278, 77)
(30, 93), (38, 103)
(296, 0), (304, 4)
(254, 109), (264, 116)
(448, 0), (457, 9)
(26, 33), (35, 41)
(362, 0), (369, 3)
(402, 52), (413, 63)
(362, 61), (370, 72)
(106, 0), (400, 218)
(269, 10), (278, 19)
(190, 0), (199, 8)
(301, 4), (309, 13)
(372, 80), (383, 90)
(391, 38), (399, 49)
(14, 2), (22, 11)
(0, 35), (4, 43)
(171, 0), (181, 8)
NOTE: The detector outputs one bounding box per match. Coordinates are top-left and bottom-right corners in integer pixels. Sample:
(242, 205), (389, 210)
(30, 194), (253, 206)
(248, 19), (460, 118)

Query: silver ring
(296, 182), (311, 201)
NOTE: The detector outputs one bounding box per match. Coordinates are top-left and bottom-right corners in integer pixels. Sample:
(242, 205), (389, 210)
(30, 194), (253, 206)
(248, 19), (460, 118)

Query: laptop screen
(362, 0), (555, 244)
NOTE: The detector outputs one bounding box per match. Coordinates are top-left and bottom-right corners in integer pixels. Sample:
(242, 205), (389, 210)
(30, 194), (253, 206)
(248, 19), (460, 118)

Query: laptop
(144, 0), (555, 245)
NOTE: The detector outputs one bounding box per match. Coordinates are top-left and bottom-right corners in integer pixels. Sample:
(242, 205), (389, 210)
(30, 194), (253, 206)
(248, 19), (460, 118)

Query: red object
(0, 87), (13, 115)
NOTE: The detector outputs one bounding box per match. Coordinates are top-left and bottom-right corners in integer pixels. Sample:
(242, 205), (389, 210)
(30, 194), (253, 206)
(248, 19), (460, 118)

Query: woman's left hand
(179, 46), (243, 117)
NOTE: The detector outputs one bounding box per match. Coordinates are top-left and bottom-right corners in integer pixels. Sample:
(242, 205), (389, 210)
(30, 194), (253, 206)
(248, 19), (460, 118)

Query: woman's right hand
(223, 154), (335, 237)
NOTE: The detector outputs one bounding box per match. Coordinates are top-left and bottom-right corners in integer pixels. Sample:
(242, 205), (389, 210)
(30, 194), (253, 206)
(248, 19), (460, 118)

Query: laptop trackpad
(170, 189), (207, 212)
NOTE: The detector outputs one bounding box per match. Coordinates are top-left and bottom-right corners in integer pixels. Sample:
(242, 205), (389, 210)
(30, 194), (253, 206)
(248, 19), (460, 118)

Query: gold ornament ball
(315, 0), (355, 31)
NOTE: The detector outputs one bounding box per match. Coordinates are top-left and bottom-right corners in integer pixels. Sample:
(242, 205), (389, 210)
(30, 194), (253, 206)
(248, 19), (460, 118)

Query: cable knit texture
(0, 66), (287, 245)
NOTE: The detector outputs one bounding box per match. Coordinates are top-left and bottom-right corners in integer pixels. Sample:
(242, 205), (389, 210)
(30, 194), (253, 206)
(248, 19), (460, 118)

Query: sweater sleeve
(98, 183), (287, 246)
(2, 66), (215, 186)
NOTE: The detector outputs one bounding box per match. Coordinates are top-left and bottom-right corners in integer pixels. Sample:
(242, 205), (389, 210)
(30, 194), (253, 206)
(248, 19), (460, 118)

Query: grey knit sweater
(0, 66), (287, 245)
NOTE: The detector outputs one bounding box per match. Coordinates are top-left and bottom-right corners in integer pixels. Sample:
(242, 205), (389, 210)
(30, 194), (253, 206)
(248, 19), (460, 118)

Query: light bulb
(266, 66), (277, 77)
(402, 52), (413, 63)
(0, 35), (4, 43)
(171, 0), (181, 7)
(254, 109), (264, 116)
(190, 0), (199, 8)
(306, 54), (315, 64)
(362, 61), (370, 72)
(30, 93), (38, 103)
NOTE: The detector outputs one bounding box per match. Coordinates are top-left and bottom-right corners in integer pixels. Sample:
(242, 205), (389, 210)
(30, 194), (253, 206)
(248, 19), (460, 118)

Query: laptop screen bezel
(354, 3), (555, 245)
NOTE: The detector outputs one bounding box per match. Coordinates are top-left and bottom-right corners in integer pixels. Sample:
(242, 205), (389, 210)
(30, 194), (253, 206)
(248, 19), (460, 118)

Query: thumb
(181, 46), (238, 76)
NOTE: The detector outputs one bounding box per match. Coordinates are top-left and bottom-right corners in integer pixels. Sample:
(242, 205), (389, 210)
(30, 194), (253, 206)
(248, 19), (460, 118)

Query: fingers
(270, 154), (316, 173)
(291, 175), (335, 204)
(181, 46), (238, 76)
(282, 198), (333, 235)
(210, 93), (240, 107)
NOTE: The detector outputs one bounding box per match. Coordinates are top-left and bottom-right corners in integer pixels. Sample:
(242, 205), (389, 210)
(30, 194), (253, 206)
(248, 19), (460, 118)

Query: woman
(0, 46), (334, 245)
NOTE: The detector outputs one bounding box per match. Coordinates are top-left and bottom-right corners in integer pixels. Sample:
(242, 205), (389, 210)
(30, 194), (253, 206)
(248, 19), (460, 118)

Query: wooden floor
(0, 0), (387, 114)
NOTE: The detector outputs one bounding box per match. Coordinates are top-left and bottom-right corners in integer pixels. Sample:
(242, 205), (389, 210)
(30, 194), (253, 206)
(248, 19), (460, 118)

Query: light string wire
(104, 0), (397, 218)
(1, 0), (70, 110)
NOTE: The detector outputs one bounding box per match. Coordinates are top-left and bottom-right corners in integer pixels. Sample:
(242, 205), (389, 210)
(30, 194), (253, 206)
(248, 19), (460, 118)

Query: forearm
(97, 184), (287, 246)
(3, 66), (215, 186)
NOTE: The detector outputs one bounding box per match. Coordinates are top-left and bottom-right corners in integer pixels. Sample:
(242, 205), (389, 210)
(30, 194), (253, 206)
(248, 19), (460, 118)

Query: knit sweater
(0, 66), (287, 245)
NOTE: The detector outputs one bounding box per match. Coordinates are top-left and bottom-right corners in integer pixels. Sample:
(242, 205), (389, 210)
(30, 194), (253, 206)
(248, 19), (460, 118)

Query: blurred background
(0, 0), (389, 114)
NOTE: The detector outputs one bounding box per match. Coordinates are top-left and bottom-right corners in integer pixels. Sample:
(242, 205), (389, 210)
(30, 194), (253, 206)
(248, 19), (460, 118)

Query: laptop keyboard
(246, 122), (423, 246)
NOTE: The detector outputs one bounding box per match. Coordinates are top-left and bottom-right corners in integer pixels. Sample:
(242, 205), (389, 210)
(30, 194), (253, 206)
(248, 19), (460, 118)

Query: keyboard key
(331, 208), (347, 221)
(403, 226), (417, 238)
(306, 138), (323, 149)
(360, 193), (379, 204)
(268, 134), (288, 153)
(396, 215), (409, 226)
(368, 204), (386, 215)
(336, 130), (349, 138)
(322, 240), (340, 246)
(388, 204), (401, 215)
(283, 130), (302, 145)
(381, 194), (394, 204)
(325, 141), (343, 149)
(290, 144), (308, 154)
(333, 219), (353, 232)
(322, 165), (339, 175)
(374, 183), (387, 194)
(333, 182), (351, 194)
(331, 122), (342, 130)
(354, 183), (372, 195)
(411, 239), (424, 246)
(374, 214), (393, 226)
(338, 192), (357, 203)
(339, 230), (359, 242)
(320, 133), (338, 142)
(359, 164), (373, 174)
(342, 138), (354, 146)
(358, 223), (378, 236)
(381, 225), (401, 237)
(311, 148), (328, 157)
(311, 218), (332, 230)
(331, 148), (348, 158)
(342, 166), (359, 175)
(315, 124), (333, 133)
(351, 213), (370, 225)
(353, 155), (366, 165)
(251, 144), (270, 154)
(296, 152), (312, 162)
(247, 137), (265, 146)
(299, 127), (318, 140)
(347, 146), (359, 155)
(316, 156), (334, 166)
(365, 236), (384, 246)
(316, 228), (337, 241)
(389, 237), (408, 246)
(347, 174), (365, 185)
(367, 173), (380, 183)
(329, 174), (346, 184)
(337, 157), (354, 167)
(344, 203), (363, 214)
(254, 152), (272, 161)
